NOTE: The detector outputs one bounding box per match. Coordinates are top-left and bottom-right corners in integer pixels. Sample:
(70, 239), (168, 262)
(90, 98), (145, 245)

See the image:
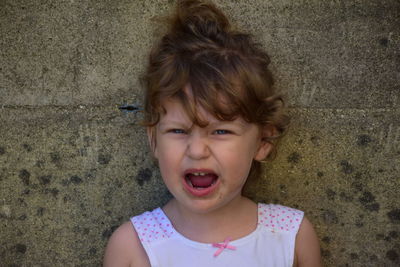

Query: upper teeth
(192, 172), (207, 176)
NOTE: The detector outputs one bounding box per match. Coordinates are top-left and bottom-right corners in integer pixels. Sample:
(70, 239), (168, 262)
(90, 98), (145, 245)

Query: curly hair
(143, 0), (289, 168)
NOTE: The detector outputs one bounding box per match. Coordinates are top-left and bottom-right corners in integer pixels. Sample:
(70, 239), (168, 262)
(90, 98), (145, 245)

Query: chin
(181, 196), (234, 215)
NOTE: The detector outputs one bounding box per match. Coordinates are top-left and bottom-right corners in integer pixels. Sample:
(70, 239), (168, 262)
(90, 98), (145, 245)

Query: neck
(163, 196), (258, 243)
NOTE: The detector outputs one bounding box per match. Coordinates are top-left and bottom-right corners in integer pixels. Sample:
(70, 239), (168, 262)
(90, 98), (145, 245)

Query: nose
(186, 133), (210, 160)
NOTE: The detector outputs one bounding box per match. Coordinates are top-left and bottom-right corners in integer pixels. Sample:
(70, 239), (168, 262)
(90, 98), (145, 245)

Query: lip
(182, 168), (220, 197)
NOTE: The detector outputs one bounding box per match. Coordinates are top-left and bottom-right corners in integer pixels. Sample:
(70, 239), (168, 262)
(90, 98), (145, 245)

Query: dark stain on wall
(351, 181), (363, 192)
(18, 197), (27, 206)
(370, 254), (378, 261)
(322, 236), (331, 244)
(354, 172), (363, 180)
(98, 154), (112, 165)
(38, 175), (52, 185)
(102, 225), (118, 240)
(63, 195), (72, 203)
(379, 37), (389, 47)
(358, 191), (380, 211)
(113, 179), (123, 188)
(61, 175), (83, 186)
(321, 249), (331, 258)
(340, 160), (354, 174)
(310, 136), (320, 146)
(37, 207), (45, 216)
(135, 168), (152, 186)
(386, 250), (399, 262)
(50, 152), (61, 164)
(0, 146), (5, 155)
(22, 143), (32, 152)
(325, 188), (336, 201)
(287, 152), (301, 163)
(83, 136), (92, 147)
(387, 209), (400, 223)
(384, 235), (392, 242)
(15, 244), (27, 254)
(322, 210), (339, 224)
(376, 233), (385, 241)
(389, 231), (398, 239)
(21, 189), (30, 195)
(19, 169), (30, 186)
(70, 175), (83, 184)
(355, 220), (364, 228)
(36, 160), (45, 169)
(350, 253), (359, 260)
(89, 247), (97, 256)
(85, 169), (97, 181)
(43, 188), (59, 198)
(357, 135), (372, 146)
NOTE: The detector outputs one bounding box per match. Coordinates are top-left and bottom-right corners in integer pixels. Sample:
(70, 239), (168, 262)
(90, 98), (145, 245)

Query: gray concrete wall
(0, 0), (399, 266)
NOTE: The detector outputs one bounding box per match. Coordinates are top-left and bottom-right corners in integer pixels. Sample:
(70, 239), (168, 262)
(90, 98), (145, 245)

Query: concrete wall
(1, 0), (399, 266)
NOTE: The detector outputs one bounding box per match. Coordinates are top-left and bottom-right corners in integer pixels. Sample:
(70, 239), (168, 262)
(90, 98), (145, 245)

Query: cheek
(227, 144), (259, 178)
(157, 150), (173, 170)
(156, 143), (181, 176)
(157, 158), (176, 188)
(221, 148), (254, 175)
(225, 141), (259, 162)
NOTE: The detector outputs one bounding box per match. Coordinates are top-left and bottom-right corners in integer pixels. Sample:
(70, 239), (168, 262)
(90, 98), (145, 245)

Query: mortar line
(0, 105), (399, 114)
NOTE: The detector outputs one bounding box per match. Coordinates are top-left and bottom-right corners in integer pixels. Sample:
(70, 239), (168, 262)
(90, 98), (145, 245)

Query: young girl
(104, 0), (321, 266)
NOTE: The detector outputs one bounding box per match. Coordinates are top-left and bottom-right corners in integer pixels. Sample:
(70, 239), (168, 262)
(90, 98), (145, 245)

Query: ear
(254, 124), (276, 161)
(147, 126), (158, 159)
(254, 141), (273, 161)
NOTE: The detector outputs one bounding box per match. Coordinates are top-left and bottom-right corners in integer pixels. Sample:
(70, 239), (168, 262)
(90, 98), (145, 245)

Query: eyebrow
(208, 118), (248, 128)
(160, 117), (247, 126)
(158, 120), (192, 129)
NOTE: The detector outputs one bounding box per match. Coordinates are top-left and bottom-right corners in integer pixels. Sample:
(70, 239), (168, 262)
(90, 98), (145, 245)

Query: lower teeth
(189, 182), (215, 189)
(195, 187), (207, 190)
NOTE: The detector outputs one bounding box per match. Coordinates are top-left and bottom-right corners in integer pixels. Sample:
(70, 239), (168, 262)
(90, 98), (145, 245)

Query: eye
(169, 129), (186, 134)
(214, 129), (231, 135)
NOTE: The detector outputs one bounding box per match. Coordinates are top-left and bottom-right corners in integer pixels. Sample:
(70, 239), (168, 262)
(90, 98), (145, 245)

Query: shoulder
(103, 221), (151, 267)
(293, 216), (322, 267)
(258, 203), (304, 232)
(258, 203), (303, 217)
(258, 204), (321, 266)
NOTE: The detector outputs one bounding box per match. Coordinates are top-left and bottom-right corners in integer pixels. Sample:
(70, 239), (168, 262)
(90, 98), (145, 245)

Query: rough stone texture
(0, 0), (399, 266)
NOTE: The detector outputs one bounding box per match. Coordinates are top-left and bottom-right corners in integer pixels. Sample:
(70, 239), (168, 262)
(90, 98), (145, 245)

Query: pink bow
(212, 237), (236, 257)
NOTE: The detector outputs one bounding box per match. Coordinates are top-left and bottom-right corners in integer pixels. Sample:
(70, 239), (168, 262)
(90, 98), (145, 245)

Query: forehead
(160, 98), (214, 122)
(159, 97), (246, 126)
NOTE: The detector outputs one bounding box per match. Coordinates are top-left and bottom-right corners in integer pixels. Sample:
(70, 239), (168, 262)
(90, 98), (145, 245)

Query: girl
(104, 0), (321, 266)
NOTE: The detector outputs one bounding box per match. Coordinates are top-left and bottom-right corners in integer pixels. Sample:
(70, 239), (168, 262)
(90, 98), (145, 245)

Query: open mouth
(183, 170), (219, 196)
(185, 172), (218, 189)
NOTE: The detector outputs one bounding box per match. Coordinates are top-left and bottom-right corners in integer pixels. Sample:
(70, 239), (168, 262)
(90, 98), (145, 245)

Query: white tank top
(130, 203), (304, 267)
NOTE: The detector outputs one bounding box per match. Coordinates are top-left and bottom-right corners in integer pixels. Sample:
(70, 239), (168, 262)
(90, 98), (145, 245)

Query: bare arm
(103, 221), (151, 267)
(294, 216), (322, 267)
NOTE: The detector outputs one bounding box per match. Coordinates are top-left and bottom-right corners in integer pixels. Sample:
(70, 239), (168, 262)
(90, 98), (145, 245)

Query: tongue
(189, 174), (216, 187)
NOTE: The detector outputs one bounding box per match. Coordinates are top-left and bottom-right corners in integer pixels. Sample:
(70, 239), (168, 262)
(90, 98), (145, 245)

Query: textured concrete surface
(1, 0), (399, 266)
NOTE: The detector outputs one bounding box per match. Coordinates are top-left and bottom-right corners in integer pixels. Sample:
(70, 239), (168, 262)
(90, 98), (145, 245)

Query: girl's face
(149, 98), (271, 214)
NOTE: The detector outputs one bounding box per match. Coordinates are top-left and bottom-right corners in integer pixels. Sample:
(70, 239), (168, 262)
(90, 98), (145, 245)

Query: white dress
(130, 203), (304, 267)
